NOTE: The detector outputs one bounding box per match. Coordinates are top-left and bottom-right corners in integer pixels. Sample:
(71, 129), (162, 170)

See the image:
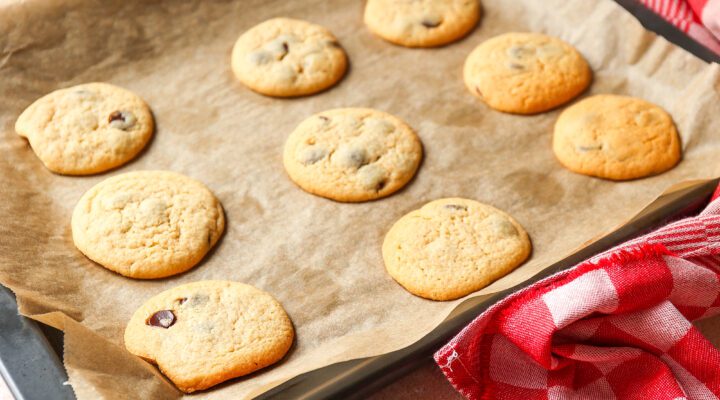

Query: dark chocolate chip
(318, 116), (329, 122)
(445, 204), (468, 211)
(146, 310), (176, 328)
(176, 297), (187, 305)
(108, 111), (125, 123)
(376, 179), (387, 191)
(278, 42), (289, 61)
(421, 19), (442, 28)
(578, 144), (603, 152)
(108, 110), (136, 130)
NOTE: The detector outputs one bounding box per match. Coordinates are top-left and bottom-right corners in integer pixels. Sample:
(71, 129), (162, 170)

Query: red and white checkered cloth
(640, 0), (720, 54)
(435, 185), (720, 400)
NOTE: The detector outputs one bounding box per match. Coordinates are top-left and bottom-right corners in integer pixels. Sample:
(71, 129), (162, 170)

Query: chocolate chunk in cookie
(125, 281), (294, 393)
(15, 83), (154, 175)
(283, 108), (422, 202)
(231, 18), (348, 97)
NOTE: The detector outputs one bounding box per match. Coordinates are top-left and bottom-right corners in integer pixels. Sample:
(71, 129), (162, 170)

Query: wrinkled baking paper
(1, 0), (719, 398)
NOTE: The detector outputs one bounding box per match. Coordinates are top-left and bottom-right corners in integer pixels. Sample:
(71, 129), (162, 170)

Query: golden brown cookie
(71, 171), (225, 279)
(364, 0), (481, 48)
(383, 198), (531, 301)
(124, 281), (294, 393)
(464, 32), (591, 114)
(553, 94), (681, 180)
(15, 83), (154, 175)
(283, 108), (423, 202)
(231, 18), (347, 97)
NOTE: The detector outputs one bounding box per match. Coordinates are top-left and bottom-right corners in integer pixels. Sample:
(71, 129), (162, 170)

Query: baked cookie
(283, 108), (423, 202)
(231, 18), (347, 97)
(383, 198), (531, 301)
(71, 171), (225, 279)
(364, 0), (481, 47)
(15, 83), (154, 175)
(464, 32), (591, 114)
(553, 94), (681, 180)
(124, 281), (294, 393)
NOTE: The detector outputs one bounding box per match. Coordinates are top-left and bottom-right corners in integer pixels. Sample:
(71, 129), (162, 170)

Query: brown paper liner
(1, 0), (719, 397)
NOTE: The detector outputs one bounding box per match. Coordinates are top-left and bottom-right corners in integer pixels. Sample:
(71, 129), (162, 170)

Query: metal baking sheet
(1, 178), (715, 400)
(257, 178), (720, 399)
(0, 286), (74, 400)
(614, 0), (720, 64)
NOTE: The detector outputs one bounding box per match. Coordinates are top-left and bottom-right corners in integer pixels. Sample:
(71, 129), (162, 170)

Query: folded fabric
(639, 0), (720, 54)
(435, 185), (720, 399)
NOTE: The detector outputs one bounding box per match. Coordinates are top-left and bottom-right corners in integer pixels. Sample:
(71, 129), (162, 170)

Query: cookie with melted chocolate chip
(283, 108), (423, 202)
(124, 281), (294, 393)
(464, 32), (591, 114)
(15, 82), (154, 175)
(71, 171), (225, 279)
(383, 198), (531, 300)
(231, 18), (347, 97)
(364, 0), (481, 47)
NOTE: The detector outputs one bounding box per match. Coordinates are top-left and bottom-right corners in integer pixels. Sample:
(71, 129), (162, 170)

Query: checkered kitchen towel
(435, 185), (720, 400)
(640, 0), (720, 54)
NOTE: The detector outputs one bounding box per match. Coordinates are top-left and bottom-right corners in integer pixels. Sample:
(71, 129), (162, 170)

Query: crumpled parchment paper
(1, 0), (719, 398)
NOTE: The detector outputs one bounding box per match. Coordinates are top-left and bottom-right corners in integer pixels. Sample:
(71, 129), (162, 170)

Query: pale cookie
(124, 281), (294, 393)
(15, 83), (154, 175)
(383, 198), (531, 301)
(283, 108), (423, 202)
(231, 18), (347, 97)
(464, 32), (591, 114)
(364, 0), (481, 47)
(72, 171), (225, 279)
(553, 94), (681, 180)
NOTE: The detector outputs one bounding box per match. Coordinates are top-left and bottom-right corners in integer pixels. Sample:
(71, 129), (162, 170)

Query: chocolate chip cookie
(364, 0), (481, 47)
(124, 281), (294, 393)
(15, 83), (154, 175)
(553, 94), (681, 180)
(283, 108), (423, 202)
(464, 32), (591, 114)
(71, 171), (225, 279)
(231, 18), (348, 97)
(383, 198), (531, 301)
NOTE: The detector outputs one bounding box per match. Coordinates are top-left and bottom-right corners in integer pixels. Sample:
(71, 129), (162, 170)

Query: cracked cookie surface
(553, 94), (681, 180)
(15, 82), (154, 175)
(71, 171), (225, 279)
(124, 281), (294, 393)
(382, 198), (531, 301)
(231, 18), (347, 97)
(283, 108), (423, 202)
(464, 32), (591, 114)
(364, 0), (481, 47)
